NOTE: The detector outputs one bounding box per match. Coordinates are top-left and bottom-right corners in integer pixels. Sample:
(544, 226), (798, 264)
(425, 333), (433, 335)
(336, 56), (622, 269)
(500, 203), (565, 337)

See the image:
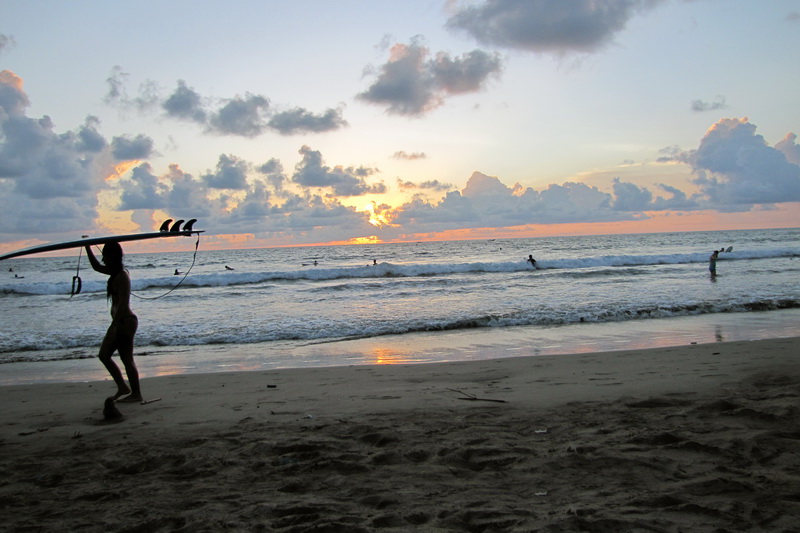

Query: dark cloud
(691, 96), (728, 113)
(431, 49), (503, 93)
(397, 178), (452, 191)
(293, 145), (386, 197)
(107, 68), (347, 137)
(162, 80), (207, 123)
(110, 158), (374, 239)
(118, 163), (168, 210)
(207, 94), (270, 137)
(111, 134), (155, 161)
(268, 107), (348, 135)
(392, 151), (427, 160)
(652, 183), (700, 210)
(0, 71), (112, 234)
(117, 162), (215, 215)
(611, 177), (653, 210)
(256, 158), (287, 191)
(202, 154), (250, 190)
(446, 0), (662, 54)
(0, 71), (120, 203)
(357, 40), (502, 116)
(682, 118), (800, 206)
(76, 116), (108, 153)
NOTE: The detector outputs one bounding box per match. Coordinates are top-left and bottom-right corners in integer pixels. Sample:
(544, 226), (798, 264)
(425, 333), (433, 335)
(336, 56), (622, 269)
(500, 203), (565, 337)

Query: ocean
(1, 228), (799, 385)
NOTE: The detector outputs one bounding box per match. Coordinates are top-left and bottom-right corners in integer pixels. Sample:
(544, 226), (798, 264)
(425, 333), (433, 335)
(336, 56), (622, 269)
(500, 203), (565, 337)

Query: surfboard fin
(183, 219), (197, 232)
(170, 220), (185, 232)
(159, 219), (173, 232)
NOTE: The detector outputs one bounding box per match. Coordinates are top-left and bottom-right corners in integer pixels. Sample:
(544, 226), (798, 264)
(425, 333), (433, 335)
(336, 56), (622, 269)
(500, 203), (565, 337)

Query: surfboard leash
(71, 247), (83, 297)
(131, 232), (201, 300)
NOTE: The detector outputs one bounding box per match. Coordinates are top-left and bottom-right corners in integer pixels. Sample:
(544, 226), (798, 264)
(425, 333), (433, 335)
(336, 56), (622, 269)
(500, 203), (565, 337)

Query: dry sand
(1, 337), (798, 532)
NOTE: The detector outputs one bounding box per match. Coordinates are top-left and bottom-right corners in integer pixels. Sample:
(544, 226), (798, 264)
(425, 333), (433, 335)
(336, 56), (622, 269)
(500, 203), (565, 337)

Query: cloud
(0, 34), (16, 55)
(103, 66), (160, 113)
(0, 70), (154, 236)
(446, 0), (662, 54)
(390, 172), (624, 233)
(357, 39), (502, 116)
(397, 178), (452, 191)
(392, 151), (427, 160)
(256, 158), (287, 191)
(202, 154), (251, 190)
(691, 96), (729, 113)
(118, 162), (213, 216)
(118, 163), (169, 210)
(108, 68), (347, 137)
(775, 132), (800, 165)
(681, 118), (800, 206)
(611, 177), (653, 210)
(162, 80), (207, 124)
(267, 107), (348, 135)
(207, 93), (270, 137)
(111, 134), (155, 161)
(76, 116), (108, 153)
(113, 160), (374, 239)
(292, 145), (387, 197)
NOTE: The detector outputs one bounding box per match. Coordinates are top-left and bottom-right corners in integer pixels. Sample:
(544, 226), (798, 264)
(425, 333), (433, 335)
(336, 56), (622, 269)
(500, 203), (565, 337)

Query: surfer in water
(709, 249), (719, 277)
(527, 255), (537, 268)
(85, 242), (142, 403)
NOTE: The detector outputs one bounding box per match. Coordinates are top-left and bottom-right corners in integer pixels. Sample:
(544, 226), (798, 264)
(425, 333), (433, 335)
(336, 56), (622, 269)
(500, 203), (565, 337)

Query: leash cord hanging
(71, 248), (83, 297)
(132, 233), (201, 300)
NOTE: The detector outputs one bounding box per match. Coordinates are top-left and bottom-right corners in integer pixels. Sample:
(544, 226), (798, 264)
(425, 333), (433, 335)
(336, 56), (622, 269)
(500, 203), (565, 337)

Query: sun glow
(361, 202), (394, 228)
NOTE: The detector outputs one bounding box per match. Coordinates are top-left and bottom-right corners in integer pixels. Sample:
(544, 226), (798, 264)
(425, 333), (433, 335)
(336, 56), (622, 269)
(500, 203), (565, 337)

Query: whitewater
(1, 228), (798, 384)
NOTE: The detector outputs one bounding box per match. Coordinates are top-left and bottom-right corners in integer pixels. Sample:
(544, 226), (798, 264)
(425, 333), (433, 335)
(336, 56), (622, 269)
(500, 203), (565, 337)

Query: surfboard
(0, 219), (203, 261)
(725, 246), (733, 253)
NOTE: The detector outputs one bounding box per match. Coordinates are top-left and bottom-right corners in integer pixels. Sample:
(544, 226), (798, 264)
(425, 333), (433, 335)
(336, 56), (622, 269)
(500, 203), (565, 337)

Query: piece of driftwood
(448, 388), (507, 403)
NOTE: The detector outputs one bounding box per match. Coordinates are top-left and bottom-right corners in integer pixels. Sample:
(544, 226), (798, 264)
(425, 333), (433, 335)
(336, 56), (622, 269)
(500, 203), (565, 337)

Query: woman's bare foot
(113, 386), (132, 400)
(117, 394), (144, 403)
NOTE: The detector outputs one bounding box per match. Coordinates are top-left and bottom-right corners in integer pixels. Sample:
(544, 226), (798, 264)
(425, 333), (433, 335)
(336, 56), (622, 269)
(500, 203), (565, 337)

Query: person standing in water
(85, 242), (142, 402)
(527, 255), (537, 268)
(709, 249), (720, 277)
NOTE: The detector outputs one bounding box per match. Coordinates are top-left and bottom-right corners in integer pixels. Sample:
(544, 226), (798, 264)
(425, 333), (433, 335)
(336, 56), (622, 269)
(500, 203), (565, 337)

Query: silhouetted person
(709, 249), (719, 277)
(527, 255), (537, 268)
(86, 242), (142, 403)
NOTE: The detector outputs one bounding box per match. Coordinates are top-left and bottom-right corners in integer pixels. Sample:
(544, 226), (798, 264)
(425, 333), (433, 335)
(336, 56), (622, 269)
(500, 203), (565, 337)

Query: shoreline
(2, 308), (799, 386)
(1, 337), (798, 531)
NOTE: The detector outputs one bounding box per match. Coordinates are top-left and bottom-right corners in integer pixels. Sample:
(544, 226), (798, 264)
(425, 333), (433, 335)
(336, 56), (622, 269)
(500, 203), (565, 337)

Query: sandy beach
(1, 337), (798, 532)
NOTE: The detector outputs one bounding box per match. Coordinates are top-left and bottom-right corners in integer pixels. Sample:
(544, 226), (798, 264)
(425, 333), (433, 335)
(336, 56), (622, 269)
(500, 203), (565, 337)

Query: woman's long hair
(102, 242), (125, 298)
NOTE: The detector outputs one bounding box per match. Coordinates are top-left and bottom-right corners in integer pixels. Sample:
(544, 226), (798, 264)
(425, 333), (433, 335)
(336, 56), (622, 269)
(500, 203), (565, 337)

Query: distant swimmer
(527, 255), (537, 269)
(174, 269), (181, 275)
(225, 265), (234, 271)
(373, 259), (377, 266)
(709, 250), (719, 277)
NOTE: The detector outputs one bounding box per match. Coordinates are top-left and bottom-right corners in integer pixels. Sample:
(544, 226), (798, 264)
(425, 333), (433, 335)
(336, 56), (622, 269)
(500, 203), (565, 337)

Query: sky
(1, 0), (799, 254)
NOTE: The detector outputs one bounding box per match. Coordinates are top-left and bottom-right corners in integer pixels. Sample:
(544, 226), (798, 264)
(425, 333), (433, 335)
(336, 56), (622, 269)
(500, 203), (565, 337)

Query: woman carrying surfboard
(85, 242), (142, 403)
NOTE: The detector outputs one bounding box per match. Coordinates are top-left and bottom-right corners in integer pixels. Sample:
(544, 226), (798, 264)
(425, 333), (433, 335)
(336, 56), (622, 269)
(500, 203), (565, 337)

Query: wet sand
(1, 337), (798, 532)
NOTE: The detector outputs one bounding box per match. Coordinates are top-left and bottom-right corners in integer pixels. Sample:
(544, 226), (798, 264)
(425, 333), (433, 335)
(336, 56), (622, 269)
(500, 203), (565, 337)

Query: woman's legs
(99, 328), (130, 399)
(100, 316), (140, 401)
